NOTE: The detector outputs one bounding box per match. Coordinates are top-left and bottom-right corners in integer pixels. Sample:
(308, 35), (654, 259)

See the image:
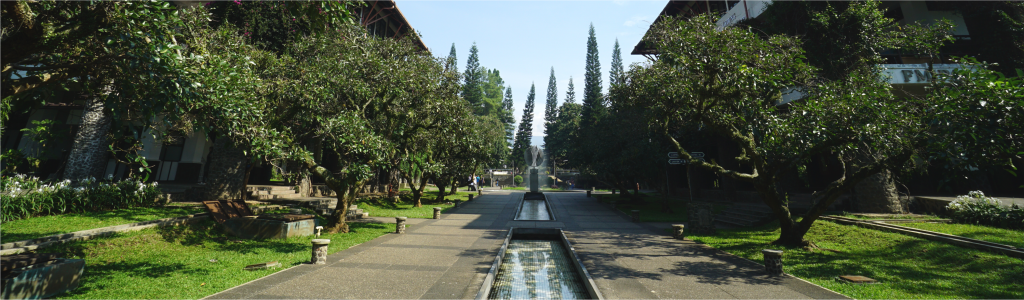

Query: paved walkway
(205, 190), (846, 299)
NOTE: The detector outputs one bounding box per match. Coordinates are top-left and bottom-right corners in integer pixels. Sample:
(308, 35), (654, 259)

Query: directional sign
(668, 152), (680, 158)
(690, 152), (705, 158)
(668, 159), (685, 165)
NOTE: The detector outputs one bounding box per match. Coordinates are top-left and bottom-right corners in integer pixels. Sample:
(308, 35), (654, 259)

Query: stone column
(587, 190), (591, 198)
(762, 249), (783, 276)
(631, 210), (641, 222)
(612, 189), (616, 194)
(468, 194), (474, 201)
(311, 239), (330, 264)
(433, 207), (441, 219)
(454, 200), (461, 208)
(672, 224), (685, 240)
(395, 217), (407, 234)
(64, 94), (112, 181)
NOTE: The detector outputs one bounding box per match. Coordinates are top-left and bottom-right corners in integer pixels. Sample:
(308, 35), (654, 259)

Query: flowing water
(488, 240), (588, 300)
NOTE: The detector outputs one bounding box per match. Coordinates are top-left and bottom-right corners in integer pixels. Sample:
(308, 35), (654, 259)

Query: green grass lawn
(898, 222), (1024, 249)
(689, 220), (1024, 299)
(43, 219), (393, 299)
(838, 213), (945, 220)
(353, 190), (477, 218)
(1, 206), (206, 242)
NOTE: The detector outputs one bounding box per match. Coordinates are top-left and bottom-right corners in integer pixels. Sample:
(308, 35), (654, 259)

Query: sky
(397, 0), (668, 143)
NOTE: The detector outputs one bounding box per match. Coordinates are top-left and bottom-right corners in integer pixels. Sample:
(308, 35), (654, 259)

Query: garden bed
(38, 219), (392, 299)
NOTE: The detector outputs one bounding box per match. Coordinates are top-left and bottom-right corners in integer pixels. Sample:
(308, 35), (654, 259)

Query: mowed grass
(1, 206), (205, 242)
(689, 220), (1024, 299)
(355, 190), (476, 218)
(43, 219), (393, 299)
(898, 222), (1024, 249)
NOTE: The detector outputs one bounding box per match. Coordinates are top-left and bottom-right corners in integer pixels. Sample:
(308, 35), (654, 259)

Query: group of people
(467, 175), (481, 191)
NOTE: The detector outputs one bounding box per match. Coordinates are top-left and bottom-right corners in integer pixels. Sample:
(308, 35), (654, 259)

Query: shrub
(946, 191), (1023, 230)
(514, 175), (523, 186)
(1, 174), (161, 222)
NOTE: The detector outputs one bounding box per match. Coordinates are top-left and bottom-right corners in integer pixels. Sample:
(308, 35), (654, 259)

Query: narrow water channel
(488, 240), (588, 300)
(516, 200), (551, 220)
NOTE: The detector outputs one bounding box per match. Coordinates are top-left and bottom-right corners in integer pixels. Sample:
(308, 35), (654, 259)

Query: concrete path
(205, 190), (846, 299)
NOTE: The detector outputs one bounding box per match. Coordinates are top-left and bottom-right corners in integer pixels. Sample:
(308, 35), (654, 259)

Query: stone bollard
(395, 217), (407, 234)
(290, 208), (303, 214)
(478, 189), (482, 196)
(468, 194), (474, 201)
(672, 224), (685, 240)
(612, 189), (616, 195)
(587, 190), (591, 198)
(631, 210), (641, 222)
(311, 239), (330, 264)
(762, 249), (784, 276)
(455, 200), (462, 208)
(315, 226), (324, 238)
(433, 207), (442, 219)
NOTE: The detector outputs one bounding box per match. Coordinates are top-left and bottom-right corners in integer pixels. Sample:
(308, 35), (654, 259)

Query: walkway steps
(821, 216), (1024, 259)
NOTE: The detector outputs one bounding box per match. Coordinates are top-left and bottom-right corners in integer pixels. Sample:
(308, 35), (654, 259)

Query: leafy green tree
(547, 78), (582, 171)
(622, 13), (954, 246)
(479, 68), (506, 117)
(512, 84), (537, 174)
(207, 1), (359, 54)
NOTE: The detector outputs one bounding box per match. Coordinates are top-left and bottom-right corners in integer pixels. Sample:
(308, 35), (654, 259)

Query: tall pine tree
(565, 77), (576, 104)
(543, 67), (558, 143)
(449, 43), (457, 73)
(610, 39), (623, 89)
(581, 23), (603, 130)
(463, 43), (484, 109)
(512, 84), (537, 174)
(501, 88), (516, 158)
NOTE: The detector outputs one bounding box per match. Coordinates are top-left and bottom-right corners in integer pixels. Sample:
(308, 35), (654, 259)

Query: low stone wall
(915, 196), (951, 216)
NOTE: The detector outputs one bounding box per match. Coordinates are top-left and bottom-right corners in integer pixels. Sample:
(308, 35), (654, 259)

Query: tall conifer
(502, 88), (515, 148)
(512, 84), (537, 172)
(610, 39), (623, 89)
(543, 68), (558, 137)
(463, 43), (483, 108)
(565, 77), (576, 104)
(449, 43), (457, 72)
(582, 24), (603, 129)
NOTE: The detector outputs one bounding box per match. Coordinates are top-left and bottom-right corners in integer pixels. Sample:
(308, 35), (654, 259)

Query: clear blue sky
(397, 0), (667, 143)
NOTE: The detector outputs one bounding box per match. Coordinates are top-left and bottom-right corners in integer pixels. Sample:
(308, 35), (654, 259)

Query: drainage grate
(489, 240), (588, 299)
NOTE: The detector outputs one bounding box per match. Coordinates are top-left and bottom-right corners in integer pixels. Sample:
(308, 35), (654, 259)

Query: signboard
(881, 64), (961, 84)
(668, 152), (680, 158)
(668, 159), (685, 165)
(690, 152), (705, 158)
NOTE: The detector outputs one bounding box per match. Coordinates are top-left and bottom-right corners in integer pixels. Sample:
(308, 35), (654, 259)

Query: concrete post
(455, 200), (461, 208)
(762, 249), (784, 275)
(587, 190), (591, 198)
(672, 224), (685, 239)
(631, 210), (641, 222)
(395, 217), (407, 234)
(433, 207), (442, 219)
(612, 189), (616, 194)
(311, 239), (330, 264)
(468, 194), (474, 201)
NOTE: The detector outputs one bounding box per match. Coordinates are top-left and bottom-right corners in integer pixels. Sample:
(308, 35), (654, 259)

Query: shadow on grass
(692, 220), (1024, 299)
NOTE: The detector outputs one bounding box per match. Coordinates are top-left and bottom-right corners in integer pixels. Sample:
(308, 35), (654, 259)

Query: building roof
(360, 0), (429, 53)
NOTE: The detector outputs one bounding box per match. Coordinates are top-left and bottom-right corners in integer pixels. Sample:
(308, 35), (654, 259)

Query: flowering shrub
(946, 191), (1024, 230)
(1, 174), (161, 222)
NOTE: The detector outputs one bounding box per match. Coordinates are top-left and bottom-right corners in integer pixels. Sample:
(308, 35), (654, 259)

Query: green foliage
(609, 39), (624, 89)
(899, 221), (1024, 249)
(463, 43), (484, 110)
(1, 206), (204, 242)
(208, 1), (361, 54)
(512, 84), (537, 171)
(581, 23), (604, 131)
(946, 191), (1024, 229)
(543, 67), (558, 140)
(1, 174), (161, 222)
(514, 175), (524, 185)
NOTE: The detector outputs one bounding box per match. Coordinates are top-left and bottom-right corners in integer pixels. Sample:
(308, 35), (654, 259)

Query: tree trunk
(853, 169), (902, 213)
(449, 177), (457, 195)
(204, 137), (248, 200)
(64, 93), (112, 181)
(434, 175), (448, 203)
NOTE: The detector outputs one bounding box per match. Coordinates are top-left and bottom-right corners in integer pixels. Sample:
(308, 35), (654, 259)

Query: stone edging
(0, 213), (211, 256)
(820, 216), (1024, 259)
